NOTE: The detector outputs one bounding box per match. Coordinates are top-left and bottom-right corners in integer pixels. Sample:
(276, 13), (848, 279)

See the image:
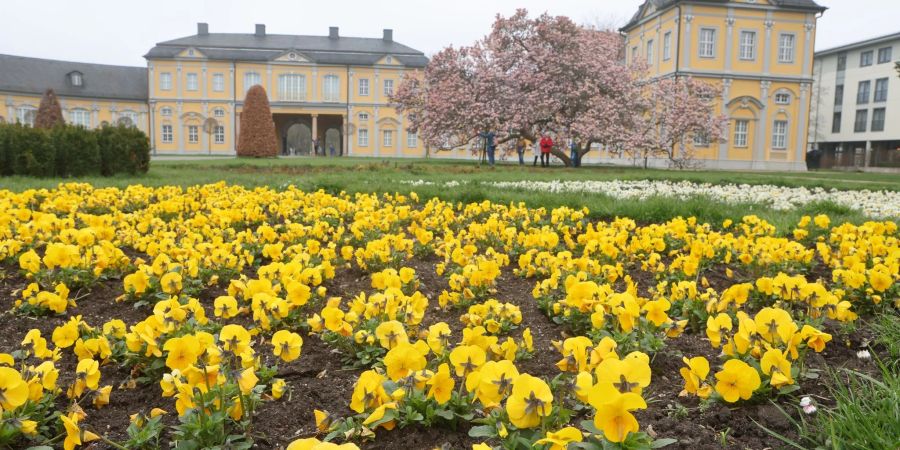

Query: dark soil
(0, 250), (882, 450)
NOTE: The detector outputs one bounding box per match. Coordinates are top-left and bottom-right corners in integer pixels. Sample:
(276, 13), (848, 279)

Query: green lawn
(1, 156), (897, 230)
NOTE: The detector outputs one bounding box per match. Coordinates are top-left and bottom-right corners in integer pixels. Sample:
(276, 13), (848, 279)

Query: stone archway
(287, 122), (311, 156)
(325, 127), (342, 156)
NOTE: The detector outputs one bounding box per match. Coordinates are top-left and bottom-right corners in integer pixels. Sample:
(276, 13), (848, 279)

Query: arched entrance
(325, 127), (342, 156)
(286, 123), (311, 156)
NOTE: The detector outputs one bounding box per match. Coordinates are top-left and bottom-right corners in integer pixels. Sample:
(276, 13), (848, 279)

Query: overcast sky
(1, 0), (897, 67)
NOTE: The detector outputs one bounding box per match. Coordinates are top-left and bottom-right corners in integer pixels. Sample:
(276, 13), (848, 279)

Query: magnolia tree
(392, 9), (646, 167)
(625, 77), (728, 169)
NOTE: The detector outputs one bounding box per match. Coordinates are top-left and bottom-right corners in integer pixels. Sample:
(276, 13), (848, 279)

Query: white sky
(0, 0), (897, 67)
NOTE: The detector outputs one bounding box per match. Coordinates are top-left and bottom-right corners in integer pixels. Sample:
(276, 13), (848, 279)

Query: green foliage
(52, 125), (100, 177)
(0, 123), (149, 178)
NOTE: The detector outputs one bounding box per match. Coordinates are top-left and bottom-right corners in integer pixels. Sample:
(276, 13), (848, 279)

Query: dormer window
(70, 72), (83, 87)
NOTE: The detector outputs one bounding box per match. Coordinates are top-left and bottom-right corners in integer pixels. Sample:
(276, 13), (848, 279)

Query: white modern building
(809, 31), (900, 169)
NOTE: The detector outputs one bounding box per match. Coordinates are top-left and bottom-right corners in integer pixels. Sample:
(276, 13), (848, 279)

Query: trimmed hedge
(0, 123), (149, 177)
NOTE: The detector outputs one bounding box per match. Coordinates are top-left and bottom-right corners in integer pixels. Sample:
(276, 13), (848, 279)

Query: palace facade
(1, 23), (428, 157)
(619, 0), (827, 170)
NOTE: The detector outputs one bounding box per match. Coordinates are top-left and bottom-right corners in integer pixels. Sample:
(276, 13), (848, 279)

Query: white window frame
(693, 132), (710, 147)
(162, 124), (173, 143)
(874, 78), (889, 103)
(734, 120), (749, 147)
(699, 28), (716, 58)
(358, 78), (370, 96)
(871, 108), (886, 132)
(323, 75), (340, 102)
(70, 109), (91, 128)
(214, 125), (225, 144)
(772, 120), (788, 149)
(778, 33), (795, 63)
(119, 111), (139, 127)
(71, 73), (83, 86)
(244, 72), (261, 94)
(186, 73), (198, 91)
(859, 51), (873, 67)
(854, 109), (868, 132)
(160, 72), (172, 91)
(358, 112), (369, 122)
(663, 32), (672, 61)
(646, 39), (654, 64)
(188, 125), (199, 143)
(877, 47), (892, 64)
(774, 92), (791, 105)
(382, 129), (393, 147)
(358, 128), (369, 147)
(213, 108), (225, 118)
(16, 106), (36, 126)
(407, 130), (418, 148)
(278, 74), (307, 101)
(383, 79), (394, 97)
(212, 73), (225, 92)
(160, 107), (172, 117)
(739, 31), (756, 60)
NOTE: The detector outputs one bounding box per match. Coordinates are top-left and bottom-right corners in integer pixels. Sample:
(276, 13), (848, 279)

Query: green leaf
(24, 447), (55, 450)
(434, 409), (455, 420)
(468, 424), (496, 438)
(651, 438), (678, 448)
(580, 419), (602, 435)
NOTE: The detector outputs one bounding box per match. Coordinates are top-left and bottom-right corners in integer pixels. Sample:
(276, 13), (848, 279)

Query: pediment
(376, 55), (402, 66)
(177, 47), (205, 58)
(273, 50), (311, 63)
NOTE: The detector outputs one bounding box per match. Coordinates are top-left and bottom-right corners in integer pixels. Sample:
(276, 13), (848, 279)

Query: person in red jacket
(539, 135), (553, 167)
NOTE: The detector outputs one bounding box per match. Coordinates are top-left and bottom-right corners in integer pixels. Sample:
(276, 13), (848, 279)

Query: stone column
(176, 101), (184, 153)
(347, 106), (354, 156)
(110, 104), (118, 124)
(725, 13), (735, 72)
(755, 81), (771, 167)
(374, 107), (380, 157)
(718, 79), (732, 161)
(202, 64), (208, 98)
(148, 101), (156, 153)
(176, 64), (183, 97)
(802, 22), (814, 77)
(91, 103), (100, 129)
(795, 83), (810, 167)
(682, 11), (693, 70)
(202, 102), (209, 152)
(397, 114), (403, 157)
(342, 114), (349, 156)
(312, 114), (318, 155)
(312, 68), (318, 101)
(762, 15), (774, 76)
(5, 96), (14, 123)
(864, 141), (871, 168)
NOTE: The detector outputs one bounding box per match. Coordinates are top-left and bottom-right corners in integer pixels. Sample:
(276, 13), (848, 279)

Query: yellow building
(620, 0), (827, 170)
(0, 54), (148, 132)
(144, 23), (428, 156)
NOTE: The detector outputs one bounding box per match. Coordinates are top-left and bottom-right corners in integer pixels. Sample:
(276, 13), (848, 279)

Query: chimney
(383, 29), (393, 42)
(255, 24), (266, 37)
(197, 23), (209, 36)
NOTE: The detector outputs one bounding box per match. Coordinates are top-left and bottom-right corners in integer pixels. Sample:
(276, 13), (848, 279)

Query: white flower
(857, 349), (871, 360)
(800, 396), (817, 415)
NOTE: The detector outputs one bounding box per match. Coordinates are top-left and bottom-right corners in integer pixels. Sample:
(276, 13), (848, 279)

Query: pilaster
(755, 80), (772, 165)
(719, 78), (733, 161)
(176, 101), (184, 153)
(762, 14), (774, 75)
(725, 10), (735, 72)
(796, 83), (810, 163)
(682, 9), (693, 70)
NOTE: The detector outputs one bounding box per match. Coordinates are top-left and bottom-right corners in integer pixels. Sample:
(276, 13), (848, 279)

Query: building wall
(147, 53), (425, 156)
(3, 92), (148, 131)
(623, 1), (820, 170)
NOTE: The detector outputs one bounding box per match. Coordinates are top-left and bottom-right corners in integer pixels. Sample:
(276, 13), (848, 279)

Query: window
(860, 51), (873, 67)
(161, 107), (172, 117)
(213, 73), (225, 92)
(70, 72), (83, 86)
(857, 81), (871, 104)
(358, 112), (369, 121)
(358, 129), (369, 147)
(874, 78), (889, 102)
(832, 112), (841, 133)
(646, 39), (654, 64)
(877, 47), (892, 64)
(162, 125), (173, 143)
(693, 132), (709, 147)
(407, 130), (418, 148)
(854, 110), (868, 132)
(739, 31), (756, 60)
(188, 125), (199, 143)
(70, 109), (91, 128)
(386, 56), (393, 64)
(160, 72), (172, 90)
(214, 108), (225, 118)
(871, 108), (886, 132)
(774, 92), (791, 105)
(772, 120), (788, 149)
(16, 106), (36, 126)
(382, 129), (393, 147)
(383, 79), (394, 97)
(244, 72), (261, 94)
(359, 78), (369, 96)
(278, 74), (306, 101)
(119, 111), (138, 127)
(734, 120), (749, 147)
(631, 46), (638, 63)
(837, 54), (846, 71)
(214, 125), (225, 143)
(778, 34), (795, 63)
(834, 85), (844, 106)
(186, 73), (198, 91)
(663, 32), (672, 60)
(323, 75), (340, 102)
(699, 28), (716, 58)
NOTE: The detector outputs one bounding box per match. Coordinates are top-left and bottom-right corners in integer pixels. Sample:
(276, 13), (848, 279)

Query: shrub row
(0, 123), (150, 177)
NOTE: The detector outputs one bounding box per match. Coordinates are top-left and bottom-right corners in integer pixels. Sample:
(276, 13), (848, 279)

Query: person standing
(516, 137), (531, 166)
(569, 139), (578, 167)
(539, 134), (553, 167)
(481, 131), (497, 166)
(532, 138), (541, 166)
